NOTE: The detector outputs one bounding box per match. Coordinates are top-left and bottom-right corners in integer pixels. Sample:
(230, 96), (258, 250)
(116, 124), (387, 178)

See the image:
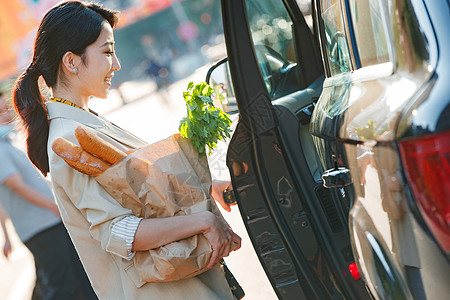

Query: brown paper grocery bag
(96, 134), (222, 282)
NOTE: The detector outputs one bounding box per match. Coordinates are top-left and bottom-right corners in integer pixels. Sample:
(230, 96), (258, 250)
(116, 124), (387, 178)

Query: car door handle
(223, 184), (255, 204)
(321, 167), (352, 188)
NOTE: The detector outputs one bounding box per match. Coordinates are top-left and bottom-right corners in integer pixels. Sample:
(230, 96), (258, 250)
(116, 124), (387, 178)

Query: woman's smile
(104, 75), (113, 87)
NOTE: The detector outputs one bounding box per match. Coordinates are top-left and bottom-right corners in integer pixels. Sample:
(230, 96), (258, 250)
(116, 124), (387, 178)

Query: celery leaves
(179, 82), (232, 156)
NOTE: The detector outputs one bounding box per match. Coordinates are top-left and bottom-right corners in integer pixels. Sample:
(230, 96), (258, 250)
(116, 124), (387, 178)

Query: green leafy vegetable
(179, 81), (232, 156)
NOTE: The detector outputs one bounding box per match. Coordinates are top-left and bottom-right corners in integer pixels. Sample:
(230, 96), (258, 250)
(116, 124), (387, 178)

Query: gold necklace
(49, 97), (86, 111)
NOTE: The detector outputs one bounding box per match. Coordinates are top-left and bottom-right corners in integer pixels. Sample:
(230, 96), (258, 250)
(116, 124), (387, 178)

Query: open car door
(220, 0), (369, 299)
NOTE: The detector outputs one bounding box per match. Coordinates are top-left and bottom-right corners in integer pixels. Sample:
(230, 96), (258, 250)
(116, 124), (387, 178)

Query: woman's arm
(133, 210), (240, 269)
(3, 173), (60, 217)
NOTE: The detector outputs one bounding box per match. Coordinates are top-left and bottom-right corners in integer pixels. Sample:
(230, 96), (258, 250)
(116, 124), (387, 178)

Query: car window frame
(317, 0), (396, 79)
(316, 0), (354, 77)
(346, 0), (394, 68)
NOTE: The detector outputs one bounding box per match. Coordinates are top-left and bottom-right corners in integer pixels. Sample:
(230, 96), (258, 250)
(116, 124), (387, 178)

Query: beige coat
(46, 101), (234, 300)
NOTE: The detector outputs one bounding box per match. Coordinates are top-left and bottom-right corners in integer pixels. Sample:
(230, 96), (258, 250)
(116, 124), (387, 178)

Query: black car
(208, 0), (450, 299)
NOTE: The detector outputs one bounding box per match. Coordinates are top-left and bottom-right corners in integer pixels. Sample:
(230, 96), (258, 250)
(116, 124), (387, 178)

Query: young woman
(13, 1), (240, 299)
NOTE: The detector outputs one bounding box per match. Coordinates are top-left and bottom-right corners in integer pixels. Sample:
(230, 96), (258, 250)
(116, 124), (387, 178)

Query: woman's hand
(0, 204), (12, 259)
(3, 237), (11, 259)
(202, 212), (241, 268)
(211, 180), (236, 212)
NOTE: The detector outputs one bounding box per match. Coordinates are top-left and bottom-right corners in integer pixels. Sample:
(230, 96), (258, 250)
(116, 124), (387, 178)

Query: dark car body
(217, 0), (450, 299)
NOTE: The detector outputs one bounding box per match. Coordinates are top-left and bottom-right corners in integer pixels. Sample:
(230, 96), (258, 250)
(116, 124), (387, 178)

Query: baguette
(52, 138), (110, 176)
(75, 126), (127, 165)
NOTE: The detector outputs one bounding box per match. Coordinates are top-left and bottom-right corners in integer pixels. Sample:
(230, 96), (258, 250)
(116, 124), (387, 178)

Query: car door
(220, 0), (369, 299)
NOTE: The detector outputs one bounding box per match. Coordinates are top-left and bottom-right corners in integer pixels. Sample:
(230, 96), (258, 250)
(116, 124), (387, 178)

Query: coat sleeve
(48, 118), (136, 258)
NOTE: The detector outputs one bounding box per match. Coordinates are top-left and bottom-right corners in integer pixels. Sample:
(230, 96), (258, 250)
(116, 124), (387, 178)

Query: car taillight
(398, 130), (450, 254)
(348, 262), (361, 281)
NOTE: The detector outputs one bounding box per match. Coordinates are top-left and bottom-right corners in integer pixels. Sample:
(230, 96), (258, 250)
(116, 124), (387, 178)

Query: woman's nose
(112, 54), (121, 71)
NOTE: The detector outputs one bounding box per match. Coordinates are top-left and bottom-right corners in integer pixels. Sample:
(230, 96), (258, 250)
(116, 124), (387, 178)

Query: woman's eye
(106, 51), (114, 55)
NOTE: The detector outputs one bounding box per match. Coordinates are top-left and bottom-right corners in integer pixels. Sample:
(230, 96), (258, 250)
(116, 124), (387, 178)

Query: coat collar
(46, 101), (148, 149)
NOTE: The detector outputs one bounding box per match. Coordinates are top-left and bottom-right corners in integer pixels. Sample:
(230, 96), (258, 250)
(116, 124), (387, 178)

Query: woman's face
(77, 22), (121, 99)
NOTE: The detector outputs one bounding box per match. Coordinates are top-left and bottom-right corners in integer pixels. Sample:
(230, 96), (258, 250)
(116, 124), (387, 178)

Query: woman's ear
(61, 51), (82, 75)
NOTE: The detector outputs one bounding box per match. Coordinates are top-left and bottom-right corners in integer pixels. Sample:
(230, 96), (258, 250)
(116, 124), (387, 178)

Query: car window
(245, 0), (300, 99)
(349, 0), (391, 67)
(320, 0), (352, 76)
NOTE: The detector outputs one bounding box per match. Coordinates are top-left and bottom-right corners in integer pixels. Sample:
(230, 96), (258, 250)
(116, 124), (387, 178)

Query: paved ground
(0, 65), (277, 299)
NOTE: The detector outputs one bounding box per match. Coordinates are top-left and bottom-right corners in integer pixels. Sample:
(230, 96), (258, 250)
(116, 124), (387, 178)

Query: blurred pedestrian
(12, 1), (241, 300)
(0, 91), (96, 300)
(141, 35), (171, 91)
(218, 83), (229, 112)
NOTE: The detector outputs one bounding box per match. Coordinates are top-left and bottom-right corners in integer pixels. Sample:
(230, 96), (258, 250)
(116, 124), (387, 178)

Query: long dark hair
(13, 1), (119, 175)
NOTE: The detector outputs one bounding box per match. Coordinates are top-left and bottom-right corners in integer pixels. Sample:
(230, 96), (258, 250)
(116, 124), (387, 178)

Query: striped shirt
(109, 216), (143, 260)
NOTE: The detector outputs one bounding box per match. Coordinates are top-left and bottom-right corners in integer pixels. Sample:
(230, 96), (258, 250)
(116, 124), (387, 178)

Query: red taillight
(398, 130), (450, 254)
(348, 262), (360, 281)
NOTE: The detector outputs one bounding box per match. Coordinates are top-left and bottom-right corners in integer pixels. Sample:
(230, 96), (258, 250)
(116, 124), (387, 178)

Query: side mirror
(206, 57), (237, 114)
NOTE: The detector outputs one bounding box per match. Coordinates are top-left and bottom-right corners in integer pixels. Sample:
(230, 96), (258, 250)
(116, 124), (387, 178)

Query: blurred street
(0, 64), (277, 300)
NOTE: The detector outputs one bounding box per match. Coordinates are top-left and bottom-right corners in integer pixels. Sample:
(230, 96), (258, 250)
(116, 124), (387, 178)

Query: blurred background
(0, 0), (226, 93)
(0, 0), (279, 299)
